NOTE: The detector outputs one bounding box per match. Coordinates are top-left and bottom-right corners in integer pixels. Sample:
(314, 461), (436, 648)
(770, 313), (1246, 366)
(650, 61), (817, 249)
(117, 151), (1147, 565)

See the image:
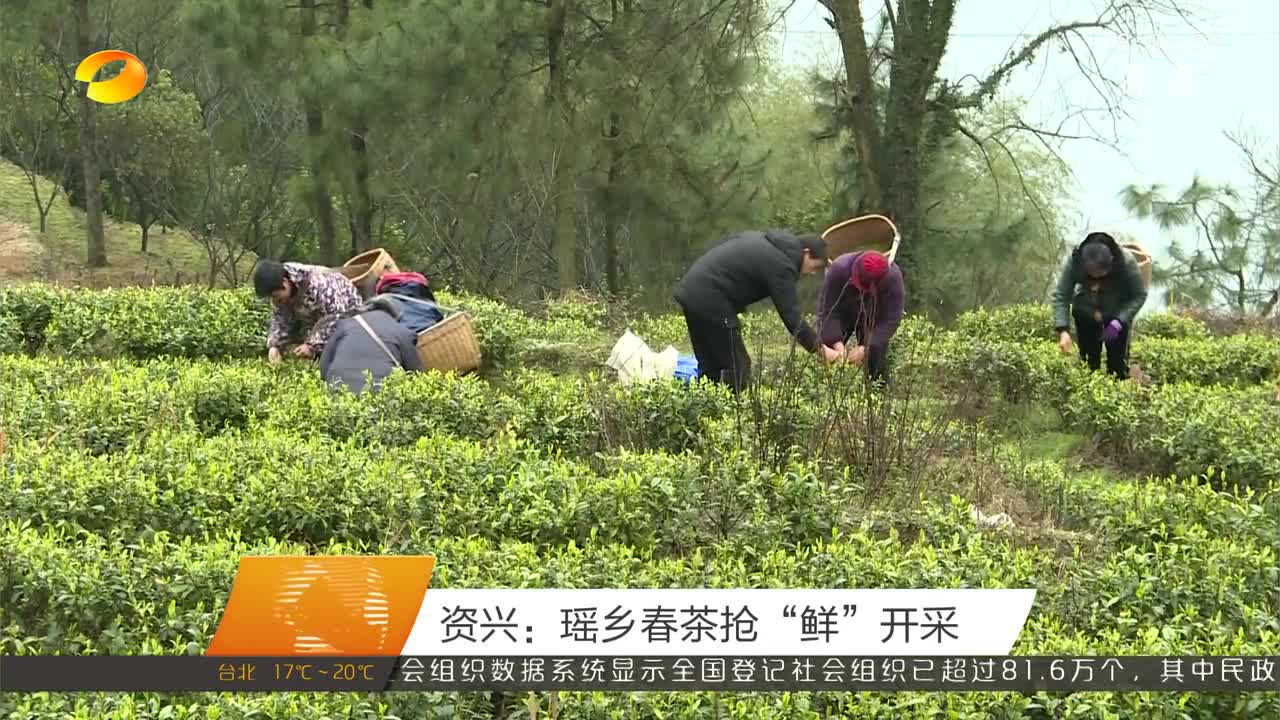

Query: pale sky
(770, 0), (1280, 307)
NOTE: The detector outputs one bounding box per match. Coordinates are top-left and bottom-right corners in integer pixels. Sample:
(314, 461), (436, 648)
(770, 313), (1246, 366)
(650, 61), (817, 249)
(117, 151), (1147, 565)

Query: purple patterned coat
(266, 262), (361, 352)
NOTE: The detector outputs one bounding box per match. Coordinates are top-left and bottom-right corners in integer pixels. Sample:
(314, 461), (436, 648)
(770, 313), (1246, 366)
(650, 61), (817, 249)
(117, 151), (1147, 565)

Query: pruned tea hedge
(3, 285), (1279, 719)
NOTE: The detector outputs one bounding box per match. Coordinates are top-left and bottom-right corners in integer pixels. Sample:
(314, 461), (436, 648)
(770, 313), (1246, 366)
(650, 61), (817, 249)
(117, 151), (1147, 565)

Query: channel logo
(75, 50), (147, 104)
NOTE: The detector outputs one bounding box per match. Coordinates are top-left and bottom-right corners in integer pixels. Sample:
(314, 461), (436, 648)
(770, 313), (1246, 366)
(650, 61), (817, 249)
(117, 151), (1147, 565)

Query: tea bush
(0, 429), (849, 554)
(0, 283), (66, 351)
(4, 342), (1274, 490)
(541, 291), (612, 340)
(0, 311), (20, 354)
(4, 285), (1280, 719)
(1129, 333), (1280, 386)
(1173, 304), (1280, 338)
(41, 286), (269, 359)
(1138, 311), (1210, 339)
(952, 304), (1054, 344)
(0, 283), (608, 370)
(0, 356), (739, 457)
(3, 511), (1275, 718)
(627, 311), (691, 349)
(1058, 374), (1280, 487)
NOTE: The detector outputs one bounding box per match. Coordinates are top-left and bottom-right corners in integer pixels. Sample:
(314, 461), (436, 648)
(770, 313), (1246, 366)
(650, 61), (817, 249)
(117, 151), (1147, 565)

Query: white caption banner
(401, 589), (1036, 656)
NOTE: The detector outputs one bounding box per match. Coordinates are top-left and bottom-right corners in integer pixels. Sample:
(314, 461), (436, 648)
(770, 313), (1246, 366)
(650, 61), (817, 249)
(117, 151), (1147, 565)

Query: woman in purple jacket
(815, 251), (906, 381)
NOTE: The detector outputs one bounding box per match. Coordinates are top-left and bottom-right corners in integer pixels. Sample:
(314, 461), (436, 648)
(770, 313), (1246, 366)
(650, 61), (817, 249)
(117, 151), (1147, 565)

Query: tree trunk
(603, 112), (622, 296)
(828, 0), (884, 215)
(334, 0), (374, 256)
(600, 0), (628, 296)
(301, 0), (338, 266)
(547, 0), (577, 292)
(75, 0), (107, 267)
(825, 0), (956, 297)
(140, 213), (151, 253)
(348, 120), (374, 254)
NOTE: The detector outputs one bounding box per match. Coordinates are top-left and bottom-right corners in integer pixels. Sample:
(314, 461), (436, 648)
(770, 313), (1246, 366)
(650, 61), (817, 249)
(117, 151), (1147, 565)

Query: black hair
(796, 233), (827, 260)
(253, 260), (287, 298)
(1081, 241), (1114, 275)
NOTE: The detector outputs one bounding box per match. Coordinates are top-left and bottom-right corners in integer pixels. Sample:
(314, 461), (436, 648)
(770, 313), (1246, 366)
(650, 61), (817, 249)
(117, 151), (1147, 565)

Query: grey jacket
(318, 295), (426, 393)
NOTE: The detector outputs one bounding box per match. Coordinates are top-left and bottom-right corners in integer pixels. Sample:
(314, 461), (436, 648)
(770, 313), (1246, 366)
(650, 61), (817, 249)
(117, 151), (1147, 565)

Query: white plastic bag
(607, 330), (679, 384)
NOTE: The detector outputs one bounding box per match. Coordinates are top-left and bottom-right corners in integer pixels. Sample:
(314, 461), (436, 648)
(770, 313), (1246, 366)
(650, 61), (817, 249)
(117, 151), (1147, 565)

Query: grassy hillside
(0, 159), (250, 287)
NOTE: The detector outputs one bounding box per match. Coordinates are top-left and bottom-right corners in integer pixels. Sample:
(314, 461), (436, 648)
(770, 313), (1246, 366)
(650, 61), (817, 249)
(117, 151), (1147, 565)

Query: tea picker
(1050, 230), (1151, 381)
(814, 214), (907, 383)
(334, 249), (483, 376)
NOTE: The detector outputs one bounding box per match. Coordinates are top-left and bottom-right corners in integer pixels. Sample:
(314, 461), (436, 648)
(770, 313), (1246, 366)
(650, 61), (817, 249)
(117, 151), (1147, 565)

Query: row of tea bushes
(0, 356), (734, 458)
(949, 304), (1214, 345)
(1128, 334), (1280, 386)
(997, 449), (1279, 552)
(0, 514), (1050, 656)
(2, 516), (1274, 718)
(916, 326), (1279, 396)
(0, 284), (586, 371)
(915, 338), (1279, 487)
(3, 687), (1272, 720)
(990, 449), (1280, 643)
(6, 459), (1276, 662)
(0, 285), (270, 359)
(10, 285), (1267, 381)
(1057, 372), (1280, 487)
(1, 429), (846, 556)
(4, 350), (1276, 486)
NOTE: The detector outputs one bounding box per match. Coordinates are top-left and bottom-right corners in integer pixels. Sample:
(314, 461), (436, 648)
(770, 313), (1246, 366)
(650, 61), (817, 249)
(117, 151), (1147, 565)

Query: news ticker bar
(1, 656), (1277, 693)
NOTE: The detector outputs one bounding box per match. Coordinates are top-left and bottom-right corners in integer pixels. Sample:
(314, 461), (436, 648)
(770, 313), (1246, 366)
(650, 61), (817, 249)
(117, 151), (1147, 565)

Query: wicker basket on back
(1118, 238), (1153, 289)
(821, 214), (901, 263)
(334, 248), (399, 299)
(331, 248), (481, 374)
(415, 310), (481, 374)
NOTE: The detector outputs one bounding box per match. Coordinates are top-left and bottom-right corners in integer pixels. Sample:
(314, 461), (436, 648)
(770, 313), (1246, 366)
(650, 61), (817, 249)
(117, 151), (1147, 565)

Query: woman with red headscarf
(815, 250), (906, 381)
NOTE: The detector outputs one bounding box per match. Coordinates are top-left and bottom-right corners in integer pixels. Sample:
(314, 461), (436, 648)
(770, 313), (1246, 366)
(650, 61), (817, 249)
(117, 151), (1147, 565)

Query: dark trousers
(1073, 307), (1130, 379)
(682, 307), (750, 393)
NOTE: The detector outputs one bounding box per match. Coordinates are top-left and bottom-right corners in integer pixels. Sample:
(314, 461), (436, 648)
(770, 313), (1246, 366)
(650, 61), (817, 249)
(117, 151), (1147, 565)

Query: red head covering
(851, 252), (889, 291)
(375, 271), (429, 295)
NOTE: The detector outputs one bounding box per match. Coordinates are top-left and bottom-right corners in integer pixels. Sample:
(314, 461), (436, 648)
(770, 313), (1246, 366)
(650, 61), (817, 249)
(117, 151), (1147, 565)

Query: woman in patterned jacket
(253, 259), (362, 365)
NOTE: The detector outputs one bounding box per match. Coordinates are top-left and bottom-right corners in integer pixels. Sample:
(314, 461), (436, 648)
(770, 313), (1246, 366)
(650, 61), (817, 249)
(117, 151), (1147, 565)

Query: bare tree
(0, 48), (72, 234)
(186, 88), (303, 287)
(816, 0), (1201, 278)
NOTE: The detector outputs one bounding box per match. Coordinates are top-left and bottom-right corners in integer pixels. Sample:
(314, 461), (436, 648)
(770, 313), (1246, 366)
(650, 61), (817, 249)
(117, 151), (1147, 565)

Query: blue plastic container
(674, 354), (700, 383)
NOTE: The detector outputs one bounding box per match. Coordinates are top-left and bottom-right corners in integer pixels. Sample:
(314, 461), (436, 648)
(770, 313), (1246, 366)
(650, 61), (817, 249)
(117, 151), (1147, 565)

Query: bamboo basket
(336, 248), (399, 298)
(1120, 240), (1153, 289)
(1097, 229), (1153, 289)
(416, 311), (481, 374)
(821, 214), (901, 263)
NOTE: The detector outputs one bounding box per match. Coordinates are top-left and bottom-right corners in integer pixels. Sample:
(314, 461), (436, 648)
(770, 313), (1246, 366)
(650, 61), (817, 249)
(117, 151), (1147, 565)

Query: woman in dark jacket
(1051, 230), (1149, 379)
(318, 295), (426, 393)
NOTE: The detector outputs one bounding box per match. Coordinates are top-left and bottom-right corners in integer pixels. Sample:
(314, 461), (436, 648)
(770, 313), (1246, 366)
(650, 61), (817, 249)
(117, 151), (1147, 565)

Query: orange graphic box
(206, 556), (435, 656)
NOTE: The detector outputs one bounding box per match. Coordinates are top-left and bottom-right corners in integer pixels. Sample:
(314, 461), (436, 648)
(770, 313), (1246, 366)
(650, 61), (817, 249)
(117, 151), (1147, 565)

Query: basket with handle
(821, 214), (901, 263)
(1119, 239), (1153, 289)
(335, 248), (400, 299)
(413, 303), (482, 375)
(1094, 229), (1153, 289)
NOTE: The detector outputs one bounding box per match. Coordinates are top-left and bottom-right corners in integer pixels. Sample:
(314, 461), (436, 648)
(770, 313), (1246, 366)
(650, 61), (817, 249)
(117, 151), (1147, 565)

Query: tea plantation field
(1, 285), (1278, 719)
